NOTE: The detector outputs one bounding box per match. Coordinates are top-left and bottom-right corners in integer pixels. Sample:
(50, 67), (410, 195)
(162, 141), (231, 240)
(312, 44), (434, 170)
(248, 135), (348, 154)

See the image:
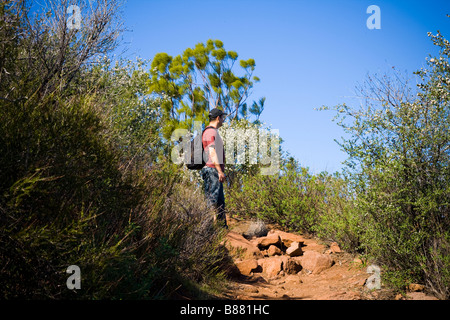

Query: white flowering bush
(220, 119), (281, 179)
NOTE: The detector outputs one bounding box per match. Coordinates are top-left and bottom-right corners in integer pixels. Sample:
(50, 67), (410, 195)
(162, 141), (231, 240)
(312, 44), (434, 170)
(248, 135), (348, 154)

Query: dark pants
(200, 166), (227, 228)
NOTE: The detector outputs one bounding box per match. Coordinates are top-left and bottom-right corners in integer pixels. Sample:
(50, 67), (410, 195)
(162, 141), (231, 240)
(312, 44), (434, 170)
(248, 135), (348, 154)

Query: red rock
(225, 231), (263, 259)
(300, 251), (334, 274)
(257, 233), (282, 249)
(258, 256), (287, 277)
(270, 229), (305, 247)
(235, 259), (259, 276)
(395, 294), (404, 300)
(267, 245), (282, 256)
(408, 283), (425, 292)
(286, 241), (303, 257)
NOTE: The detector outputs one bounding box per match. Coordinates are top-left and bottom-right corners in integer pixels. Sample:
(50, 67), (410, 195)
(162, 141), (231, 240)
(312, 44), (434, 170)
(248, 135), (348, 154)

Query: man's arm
(208, 146), (225, 182)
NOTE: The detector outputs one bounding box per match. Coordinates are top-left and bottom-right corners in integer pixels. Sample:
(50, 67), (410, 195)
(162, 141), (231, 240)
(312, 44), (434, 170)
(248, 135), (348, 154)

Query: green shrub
(0, 91), (227, 299)
(313, 174), (362, 252)
(321, 28), (450, 299)
(0, 1), (227, 299)
(227, 157), (352, 236)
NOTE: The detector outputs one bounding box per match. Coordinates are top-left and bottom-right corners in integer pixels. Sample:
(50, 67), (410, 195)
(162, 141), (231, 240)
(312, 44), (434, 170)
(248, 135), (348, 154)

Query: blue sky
(119, 0), (450, 174)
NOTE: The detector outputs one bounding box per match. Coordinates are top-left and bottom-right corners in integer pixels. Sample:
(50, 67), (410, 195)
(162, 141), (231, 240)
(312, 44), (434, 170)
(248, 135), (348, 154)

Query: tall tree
(148, 39), (263, 139)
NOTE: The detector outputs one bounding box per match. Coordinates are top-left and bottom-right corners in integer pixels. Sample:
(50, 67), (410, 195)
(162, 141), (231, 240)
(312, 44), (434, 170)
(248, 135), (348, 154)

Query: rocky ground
(219, 218), (438, 300)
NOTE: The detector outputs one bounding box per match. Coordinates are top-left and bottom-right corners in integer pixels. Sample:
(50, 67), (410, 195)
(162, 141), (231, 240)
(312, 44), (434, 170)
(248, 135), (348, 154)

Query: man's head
(208, 108), (228, 128)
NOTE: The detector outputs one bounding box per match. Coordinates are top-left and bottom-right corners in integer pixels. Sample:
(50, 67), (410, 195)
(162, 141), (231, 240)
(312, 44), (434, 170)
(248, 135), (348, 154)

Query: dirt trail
(220, 218), (437, 300)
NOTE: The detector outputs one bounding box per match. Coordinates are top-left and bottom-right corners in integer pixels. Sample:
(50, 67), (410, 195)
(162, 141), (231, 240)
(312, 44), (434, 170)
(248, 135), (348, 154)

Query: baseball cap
(209, 108), (228, 119)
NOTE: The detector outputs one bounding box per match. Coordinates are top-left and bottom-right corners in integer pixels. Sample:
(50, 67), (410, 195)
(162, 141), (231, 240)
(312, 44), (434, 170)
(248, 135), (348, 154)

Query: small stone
(408, 283), (425, 292)
(267, 245), (282, 256)
(286, 241), (303, 257)
(257, 234), (282, 249)
(235, 259), (259, 276)
(225, 231), (263, 259)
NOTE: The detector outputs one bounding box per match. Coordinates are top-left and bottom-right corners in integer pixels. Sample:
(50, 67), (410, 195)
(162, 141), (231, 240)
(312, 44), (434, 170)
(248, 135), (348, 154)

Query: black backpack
(185, 126), (215, 170)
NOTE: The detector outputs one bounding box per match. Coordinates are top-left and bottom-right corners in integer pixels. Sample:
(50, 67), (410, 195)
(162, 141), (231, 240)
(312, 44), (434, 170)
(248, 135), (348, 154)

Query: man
(201, 108), (228, 228)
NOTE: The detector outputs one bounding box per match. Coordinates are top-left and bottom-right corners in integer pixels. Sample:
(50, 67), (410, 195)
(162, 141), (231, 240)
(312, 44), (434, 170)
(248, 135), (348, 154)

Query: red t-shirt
(202, 127), (225, 172)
